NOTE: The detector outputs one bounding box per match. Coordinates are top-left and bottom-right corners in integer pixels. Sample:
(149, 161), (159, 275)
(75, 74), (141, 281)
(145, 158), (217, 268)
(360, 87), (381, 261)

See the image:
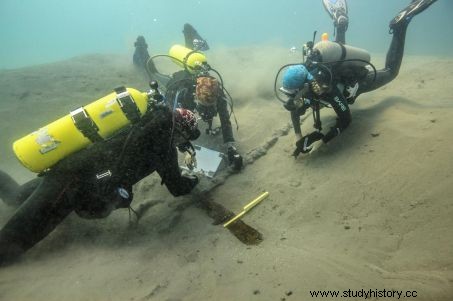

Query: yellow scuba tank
(313, 40), (370, 68)
(13, 87), (149, 173)
(168, 44), (207, 73)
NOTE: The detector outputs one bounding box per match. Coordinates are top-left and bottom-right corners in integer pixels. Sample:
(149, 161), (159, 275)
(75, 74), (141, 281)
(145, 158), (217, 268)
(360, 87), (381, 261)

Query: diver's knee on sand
(0, 175), (76, 263)
(0, 239), (26, 266)
(0, 170), (20, 207)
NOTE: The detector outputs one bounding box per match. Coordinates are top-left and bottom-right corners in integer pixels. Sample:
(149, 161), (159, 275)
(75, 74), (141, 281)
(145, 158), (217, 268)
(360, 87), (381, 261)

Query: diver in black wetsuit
(164, 70), (242, 170)
(0, 105), (200, 265)
(280, 0), (438, 157)
(133, 36), (151, 70)
(133, 24), (243, 170)
(132, 24), (209, 75)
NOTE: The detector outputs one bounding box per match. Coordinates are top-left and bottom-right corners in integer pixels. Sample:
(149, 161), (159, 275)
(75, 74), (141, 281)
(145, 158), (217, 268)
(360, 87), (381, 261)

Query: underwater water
(1, 0), (452, 69)
(1, 1), (453, 301)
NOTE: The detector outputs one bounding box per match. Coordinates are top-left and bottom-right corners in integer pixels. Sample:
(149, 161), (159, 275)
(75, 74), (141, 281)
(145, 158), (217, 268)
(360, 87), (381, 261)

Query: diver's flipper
(390, 0), (437, 29)
(322, 0), (348, 21)
(182, 23), (209, 51)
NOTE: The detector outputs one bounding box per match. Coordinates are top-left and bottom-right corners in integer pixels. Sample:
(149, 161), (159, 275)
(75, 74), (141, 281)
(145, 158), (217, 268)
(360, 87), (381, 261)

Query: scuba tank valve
(147, 80), (165, 104)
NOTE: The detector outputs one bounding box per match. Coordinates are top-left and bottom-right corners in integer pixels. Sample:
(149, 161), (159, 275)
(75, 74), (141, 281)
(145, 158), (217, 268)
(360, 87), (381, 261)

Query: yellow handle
(243, 191), (269, 211)
(223, 211), (246, 228)
(223, 192), (269, 228)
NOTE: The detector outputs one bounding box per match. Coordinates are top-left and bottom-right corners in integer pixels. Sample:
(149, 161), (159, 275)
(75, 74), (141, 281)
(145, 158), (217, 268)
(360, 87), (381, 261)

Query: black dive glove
(283, 99), (296, 111)
(227, 146), (243, 171)
(293, 131), (325, 158)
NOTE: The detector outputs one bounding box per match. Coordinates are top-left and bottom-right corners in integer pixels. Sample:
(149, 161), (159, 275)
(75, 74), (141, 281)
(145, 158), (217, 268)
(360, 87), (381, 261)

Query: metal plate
(182, 145), (225, 178)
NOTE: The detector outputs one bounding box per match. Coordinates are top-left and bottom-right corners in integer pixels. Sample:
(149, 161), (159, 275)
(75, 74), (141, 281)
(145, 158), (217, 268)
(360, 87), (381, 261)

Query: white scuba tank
(313, 40), (370, 68)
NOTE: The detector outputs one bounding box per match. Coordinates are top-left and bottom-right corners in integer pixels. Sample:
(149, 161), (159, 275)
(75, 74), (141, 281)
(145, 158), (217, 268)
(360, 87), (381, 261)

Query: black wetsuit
(291, 15), (411, 143)
(165, 70), (235, 144)
(133, 45), (150, 69)
(0, 105), (197, 264)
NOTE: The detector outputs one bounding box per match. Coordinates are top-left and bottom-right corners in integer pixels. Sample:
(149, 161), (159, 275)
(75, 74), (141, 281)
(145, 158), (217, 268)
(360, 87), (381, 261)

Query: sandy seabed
(0, 46), (452, 301)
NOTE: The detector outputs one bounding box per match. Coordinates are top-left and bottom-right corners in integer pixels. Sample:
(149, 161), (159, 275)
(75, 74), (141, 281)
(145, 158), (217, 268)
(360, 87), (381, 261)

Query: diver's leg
(133, 35), (174, 87)
(13, 178), (43, 207)
(217, 95), (243, 169)
(359, 24), (408, 94)
(0, 170), (20, 206)
(291, 108), (303, 140)
(322, 88), (351, 143)
(0, 174), (76, 265)
(356, 0), (437, 96)
(132, 35), (170, 86)
(322, 0), (349, 44)
(217, 96), (235, 144)
(145, 59), (158, 76)
(0, 170), (44, 208)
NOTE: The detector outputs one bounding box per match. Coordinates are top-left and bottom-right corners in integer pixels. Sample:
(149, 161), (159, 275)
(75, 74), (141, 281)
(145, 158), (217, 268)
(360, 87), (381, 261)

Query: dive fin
(322, 0), (348, 20)
(390, 0), (438, 29)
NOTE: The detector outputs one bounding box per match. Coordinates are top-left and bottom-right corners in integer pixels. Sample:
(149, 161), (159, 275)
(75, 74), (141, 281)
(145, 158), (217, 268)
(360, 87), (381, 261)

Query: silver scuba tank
(313, 40), (370, 68)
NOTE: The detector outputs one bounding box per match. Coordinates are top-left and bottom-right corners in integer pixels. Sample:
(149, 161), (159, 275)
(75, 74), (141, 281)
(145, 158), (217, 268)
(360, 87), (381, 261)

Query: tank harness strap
(114, 86), (141, 124)
(70, 107), (104, 143)
(182, 51), (194, 70)
(183, 50), (202, 73)
(338, 43), (347, 61)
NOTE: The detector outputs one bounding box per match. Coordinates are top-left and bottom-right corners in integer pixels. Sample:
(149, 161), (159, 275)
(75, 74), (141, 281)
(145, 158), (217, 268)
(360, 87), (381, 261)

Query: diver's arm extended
(217, 95), (235, 144)
(155, 146), (198, 197)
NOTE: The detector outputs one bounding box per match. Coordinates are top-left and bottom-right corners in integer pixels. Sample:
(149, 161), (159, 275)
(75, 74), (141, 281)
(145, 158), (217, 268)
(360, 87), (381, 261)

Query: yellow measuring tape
(223, 191), (269, 227)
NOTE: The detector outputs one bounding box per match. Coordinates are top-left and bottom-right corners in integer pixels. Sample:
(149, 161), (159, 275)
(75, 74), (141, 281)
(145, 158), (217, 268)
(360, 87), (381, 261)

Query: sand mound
(0, 49), (452, 301)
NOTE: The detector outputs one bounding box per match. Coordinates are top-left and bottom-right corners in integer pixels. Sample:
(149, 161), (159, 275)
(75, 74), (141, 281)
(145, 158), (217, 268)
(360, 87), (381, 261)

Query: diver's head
(280, 64), (313, 96)
(134, 36), (148, 48)
(173, 108), (200, 145)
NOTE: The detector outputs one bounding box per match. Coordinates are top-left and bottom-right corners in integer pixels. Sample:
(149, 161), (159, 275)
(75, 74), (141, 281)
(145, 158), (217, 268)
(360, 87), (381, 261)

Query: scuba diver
(278, 0), (438, 157)
(133, 35), (151, 70)
(132, 23), (209, 69)
(164, 68), (243, 171)
(0, 99), (200, 265)
(133, 23), (243, 171)
(133, 24), (208, 77)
